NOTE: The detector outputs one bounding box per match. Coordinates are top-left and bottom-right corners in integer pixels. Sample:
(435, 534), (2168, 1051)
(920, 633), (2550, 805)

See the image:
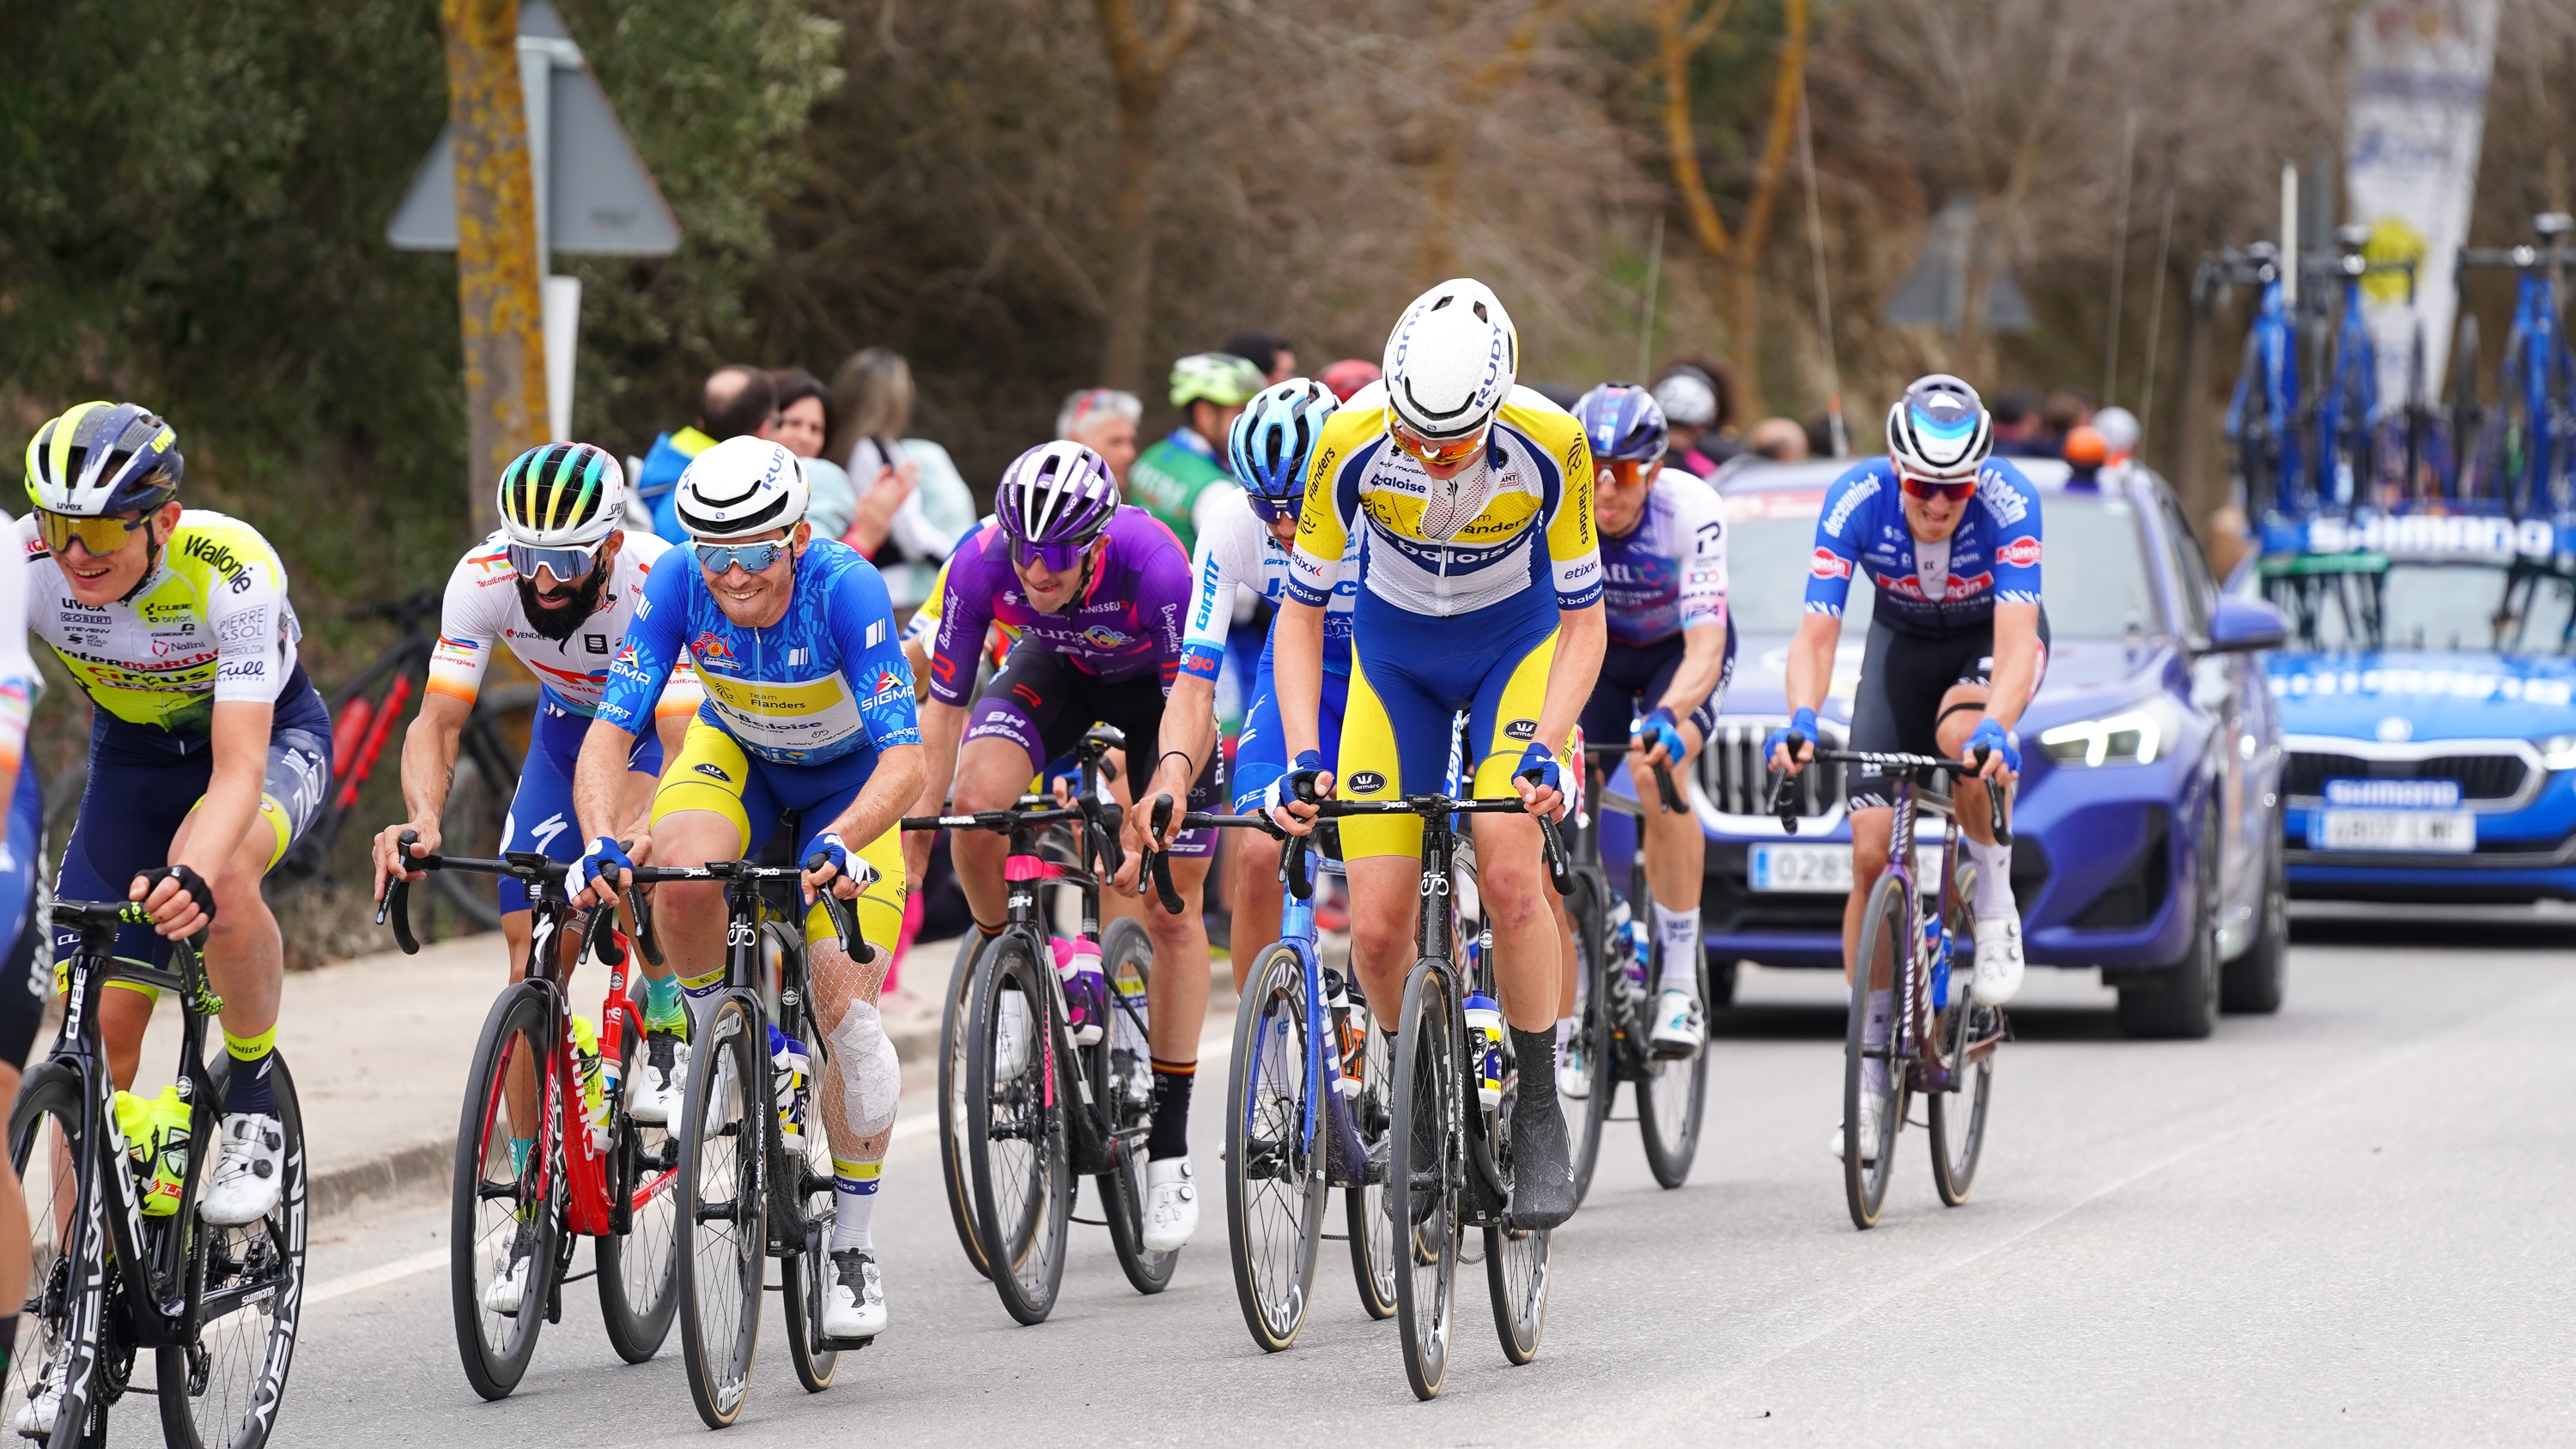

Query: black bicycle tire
(596, 1022), (680, 1364)
(776, 967), (839, 1394)
(1634, 913), (1711, 1191)
(1096, 917), (1177, 1296)
(157, 1052), (309, 1449)
(1389, 961), (1459, 1402)
(676, 996), (765, 1430)
(935, 932), (993, 1281)
(1343, 982), (1399, 1321)
(965, 935), (1070, 1325)
(1844, 874), (1911, 1230)
(7, 1062), (104, 1449)
(1225, 943), (1325, 1352)
(1927, 859), (1992, 1206)
(1563, 874), (1613, 1208)
(447, 984), (557, 1400)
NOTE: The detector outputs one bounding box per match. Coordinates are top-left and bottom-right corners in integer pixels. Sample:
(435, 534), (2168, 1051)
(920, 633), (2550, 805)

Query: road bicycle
(2207, 242), (2306, 520)
(2315, 224), (2418, 509)
(2457, 213), (2576, 518)
(374, 837), (680, 1399)
(1768, 748), (2008, 1230)
(1559, 746), (1705, 1203)
(909, 737), (1169, 1325)
(6, 884), (308, 1449)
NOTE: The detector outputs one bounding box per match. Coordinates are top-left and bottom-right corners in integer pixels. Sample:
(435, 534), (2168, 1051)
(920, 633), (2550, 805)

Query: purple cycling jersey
(924, 506), (1194, 705)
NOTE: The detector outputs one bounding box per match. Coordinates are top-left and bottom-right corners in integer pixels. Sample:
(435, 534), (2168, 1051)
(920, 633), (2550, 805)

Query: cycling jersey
(1601, 474), (1729, 648)
(1181, 495), (1358, 684)
(1127, 429), (1242, 555)
(923, 507), (1191, 706)
(18, 509), (302, 736)
(902, 525), (1019, 666)
(597, 538), (920, 767)
(1802, 458), (2044, 636)
(428, 529), (703, 720)
(1288, 382), (1601, 620)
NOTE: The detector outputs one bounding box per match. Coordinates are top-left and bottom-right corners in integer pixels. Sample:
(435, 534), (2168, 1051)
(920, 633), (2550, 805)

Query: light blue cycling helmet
(1571, 382), (1668, 464)
(1227, 379), (1339, 518)
(1885, 373), (1992, 482)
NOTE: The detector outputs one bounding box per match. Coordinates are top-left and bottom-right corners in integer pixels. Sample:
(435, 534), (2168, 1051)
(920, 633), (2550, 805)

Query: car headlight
(2038, 697), (2180, 767)
(2538, 733), (2576, 771)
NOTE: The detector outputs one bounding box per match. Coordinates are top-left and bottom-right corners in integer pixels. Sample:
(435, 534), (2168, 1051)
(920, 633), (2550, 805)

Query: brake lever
(1536, 815), (1574, 897)
(1971, 747), (2016, 847)
(376, 828), (422, 955)
(1652, 761), (1686, 815)
(586, 902), (625, 967)
(802, 852), (862, 956)
(1147, 794), (1184, 915)
(623, 884), (665, 967)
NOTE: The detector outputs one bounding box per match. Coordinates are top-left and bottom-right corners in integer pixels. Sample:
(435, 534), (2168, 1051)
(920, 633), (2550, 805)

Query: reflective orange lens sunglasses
(1389, 419), (1489, 468)
(1600, 459), (1661, 490)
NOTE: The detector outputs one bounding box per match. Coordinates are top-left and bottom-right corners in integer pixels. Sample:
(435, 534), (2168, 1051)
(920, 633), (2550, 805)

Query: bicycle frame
(2458, 217), (2576, 515)
(2221, 248), (2306, 518)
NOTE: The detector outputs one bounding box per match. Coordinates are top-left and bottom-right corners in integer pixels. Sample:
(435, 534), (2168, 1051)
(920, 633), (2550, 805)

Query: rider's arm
(1139, 523), (1247, 845)
(809, 564), (928, 900)
(1652, 485), (1732, 729)
(905, 541), (994, 824)
(144, 698), (273, 934)
(0, 532), (35, 810)
(375, 558), (499, 892)
(1970, 462), (2045, 772)
(1984, 602), (2042, 735)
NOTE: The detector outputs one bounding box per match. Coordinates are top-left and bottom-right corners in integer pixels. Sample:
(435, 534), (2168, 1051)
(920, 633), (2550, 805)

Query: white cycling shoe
(1649, 988), (1706, 1058)
(11, 1349), (66, 1440)
(1556, 1031), (1589, 1100)
(1141, 1156), (1198, 1252)
(628, 1028), (689, 1125)
(823, 1249), (886, 1340)
(199, 1114), (283, 1227)
(992, 993), (1034, 1082)
(483, 1221), (538, 1316)
(1971, 916), (2026, 1006)
(1829, 1093), (1885, 1164)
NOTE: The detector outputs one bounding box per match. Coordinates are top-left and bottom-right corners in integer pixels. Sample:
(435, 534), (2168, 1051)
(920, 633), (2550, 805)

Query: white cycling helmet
(673, 435), (809, 539)
(1884, 373), (1993, 482)
(1382, 278), (1517, 442)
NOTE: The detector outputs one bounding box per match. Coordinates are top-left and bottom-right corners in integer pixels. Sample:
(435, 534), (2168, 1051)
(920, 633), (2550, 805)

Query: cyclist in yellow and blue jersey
(571, 436), (923, 1344)
(1269, 279), (1606, 1232)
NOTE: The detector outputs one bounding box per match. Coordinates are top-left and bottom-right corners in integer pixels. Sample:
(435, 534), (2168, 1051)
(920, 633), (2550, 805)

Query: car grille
(2283, 748), (2530, 803)
(1700, 717), (1846, 825)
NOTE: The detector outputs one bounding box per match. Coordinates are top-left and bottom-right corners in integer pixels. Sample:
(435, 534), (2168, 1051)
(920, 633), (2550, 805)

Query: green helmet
(1169, 353), (1265, 409)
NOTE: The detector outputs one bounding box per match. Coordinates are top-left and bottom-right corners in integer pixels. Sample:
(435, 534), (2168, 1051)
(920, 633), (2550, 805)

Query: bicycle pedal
(817, 1334), (878, 1352)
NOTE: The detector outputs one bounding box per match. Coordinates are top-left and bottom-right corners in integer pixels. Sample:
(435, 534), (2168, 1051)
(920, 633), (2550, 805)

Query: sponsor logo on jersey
(1978, 472), (2031, 526)
(1078, 625), (1132, 651)
(691, 632), (737, 666)
(1821, 476), (1880, 537)
(586, 634), (611, 655)
(1996, 535), (2041, 569)
(693, 761), (731, 782)
(181, 534), (255, 592)
(1810, 547), (1853, 581)
(1504, 718), (1537, 741)
(218, 610), (270, 646)
(1348, 771), (1387, 794)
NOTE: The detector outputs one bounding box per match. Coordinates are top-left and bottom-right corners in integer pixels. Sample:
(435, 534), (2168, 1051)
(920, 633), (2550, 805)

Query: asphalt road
(89, 909), (2576, 1445)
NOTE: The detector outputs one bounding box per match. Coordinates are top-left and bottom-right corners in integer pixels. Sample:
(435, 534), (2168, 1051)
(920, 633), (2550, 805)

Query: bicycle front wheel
(1928, 865), (1996, 1206)
(1561, 876), (1613, 1206)
(777, 974), (841, 1393)
(934, 932), (992, 1281)
(1344, 982), (1398, 1320)
(448, 984), (559, 1400)
(965, 933), (1071, 1325)
(597, 1015), (680, 1364)
(1225, 944), (1325, 1352)
(1389, 961), (1460, 1402)
(1482, 1107), (1550, 1365)
(7, 1062), (104, 1449)
(1634, 932), (1710, 1190)
(676, 996), (765, 1430)
(1844, 874), (1911, 1229)
(1096, 919), (1176, 1296)
(159, 1054), (310, 1449)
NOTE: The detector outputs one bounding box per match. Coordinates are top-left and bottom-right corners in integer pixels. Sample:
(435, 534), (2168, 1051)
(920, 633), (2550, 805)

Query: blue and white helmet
(1382, 278), (1517, 442)
(1571, 382), (1668, 465)
(674, 435), (809, 539)
(1227, 379), (1339, 508)
(1884, 374), (1992, 482)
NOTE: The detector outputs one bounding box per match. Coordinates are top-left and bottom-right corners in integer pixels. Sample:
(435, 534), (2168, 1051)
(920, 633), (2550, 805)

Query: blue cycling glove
(1965, 718), (2021, 773)
(1516, 741), (1562, 796)
(1633, 706), (1687, 763)
(578, 837), (634, 894)
(805, 831), (878, 891)
(1763, 706), (1820, 771)
(1267, 749), (1328, 824)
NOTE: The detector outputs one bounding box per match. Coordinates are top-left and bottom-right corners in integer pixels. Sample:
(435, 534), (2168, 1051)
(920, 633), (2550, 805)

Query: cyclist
(570, 436), (922, 1343)
(22, 402), (329, 1232)
(1271, 278), (1606, 1232)
(1767, 374), (2044, 1160)
(906, 441), (1223, 1252)
(1558, 383), (1733, 1068)
(369, 443), (702, 1147)
(1127, 353), (1265, 555)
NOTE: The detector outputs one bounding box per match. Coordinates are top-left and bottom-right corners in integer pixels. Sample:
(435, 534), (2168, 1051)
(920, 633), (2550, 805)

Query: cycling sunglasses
(506, 540), (602, 583)
(1897, 473), (1977, 502)
(1011, 535), (1098, 573)
(1244, 492), (1299, 524)
(1389, 418), (1490, 469)
(692, 538), (790, 576)
(34, 509), (151, 558)
(1598, 458), (1662, 491)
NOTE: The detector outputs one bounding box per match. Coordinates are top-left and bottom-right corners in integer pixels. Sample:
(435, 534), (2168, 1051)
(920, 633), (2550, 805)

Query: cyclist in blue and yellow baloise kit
(1769, 375), (2044, 1161)
(1270, 279), (1606, 1232)
(569, 436), (922, 1345)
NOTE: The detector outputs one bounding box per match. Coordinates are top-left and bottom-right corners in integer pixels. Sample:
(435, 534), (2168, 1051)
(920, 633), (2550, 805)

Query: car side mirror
(2203, 597), (2288, 654)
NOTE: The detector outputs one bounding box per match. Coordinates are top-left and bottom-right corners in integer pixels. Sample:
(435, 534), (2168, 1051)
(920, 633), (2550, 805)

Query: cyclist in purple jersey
(908, 444), (1225, 1254)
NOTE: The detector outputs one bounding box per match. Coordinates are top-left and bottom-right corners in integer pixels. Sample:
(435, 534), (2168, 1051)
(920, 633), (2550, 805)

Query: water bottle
(767, 1024), (810, 1152)
(1324, 967), (1362, 1097)
(1051, 937), (1109, 1047)
(1462, 993), (1506, 1110)
(571, 1015), (611, 1155)
(114, 1086), (191, 1217)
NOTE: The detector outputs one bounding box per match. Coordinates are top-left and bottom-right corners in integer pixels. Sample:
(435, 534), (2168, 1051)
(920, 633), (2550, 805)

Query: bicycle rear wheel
(1560, 876), (1613, 1207)
(158, 1054), (309, 1449)
(7, 1062), (104, 1449)
(1389, 961), (1460, 1402)
(1844, 874), (1910, 1229)
(676, 996), (765, 1430)
(1344, 985), (1397, 1320)
(1928, 868), (1996, 1206)
(1097, 919), (1176, 1295)
(598, 1021), (680, 1364)
(965, 934), (1070, 1325)
(448, 984), (559, 1400)
(934, 933), (992, 1281)
(1634, 930), (1710, 1190)
(1225, 944), (1325, 1352)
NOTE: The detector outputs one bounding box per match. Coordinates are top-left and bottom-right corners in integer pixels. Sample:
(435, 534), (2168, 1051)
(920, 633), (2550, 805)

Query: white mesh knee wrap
(830, 1001), (901, 1140)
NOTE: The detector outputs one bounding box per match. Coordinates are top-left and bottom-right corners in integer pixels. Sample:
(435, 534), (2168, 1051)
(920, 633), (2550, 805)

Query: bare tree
(441, 0), (547, 530)
(1093, 0), (1202, 392)
(1659, 0), (1809, 405)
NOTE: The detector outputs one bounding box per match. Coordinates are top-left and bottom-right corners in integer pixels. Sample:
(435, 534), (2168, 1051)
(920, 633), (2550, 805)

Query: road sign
(1886, 195), (2033, 336)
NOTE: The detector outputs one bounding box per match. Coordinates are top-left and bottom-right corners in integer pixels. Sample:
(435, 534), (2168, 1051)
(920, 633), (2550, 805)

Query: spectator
(1989, 388), (2052, 458)
(2093, 405), (2142, 467)
(2063, 424), (2108, 488)
(1221, 330), (1298, 386)
(2041, 388), (2095, 448)
(1057, 388), (1144, 484)
(1747, 416), (1811, 461)
(769, 367), (857, 542)
(639, 364), (776, 541)
(1129, 352), (1262, 554)
(1316, 358), (1381, 401)
(1650, 358), (1741, 476)
(825, 347), (977, 608)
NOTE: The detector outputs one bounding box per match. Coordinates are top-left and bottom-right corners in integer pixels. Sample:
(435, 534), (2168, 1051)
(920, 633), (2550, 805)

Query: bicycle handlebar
(1581, 744), (1686, 815)
(1765, 743), (2013, 846)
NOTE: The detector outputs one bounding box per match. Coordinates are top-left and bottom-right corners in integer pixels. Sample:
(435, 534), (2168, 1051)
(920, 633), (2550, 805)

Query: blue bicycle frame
(2222, 247), (2306, 517)
(2316, 260), (2381, 510)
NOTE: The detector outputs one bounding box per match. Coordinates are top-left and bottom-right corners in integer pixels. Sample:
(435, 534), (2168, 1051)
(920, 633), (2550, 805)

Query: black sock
(1147, 1058), (1194, 1160)
(1510, 1028), (1558, 1106)
(224, 1046), (278, 1117)
(0, 1312), (15, 1377)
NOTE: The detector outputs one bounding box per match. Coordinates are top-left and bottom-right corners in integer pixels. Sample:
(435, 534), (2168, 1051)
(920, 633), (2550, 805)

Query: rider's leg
(1934, 680), (2027, 1003)
(946, 735), (1042, 931)
(1226, 828), (1280, 994)
(1139, 852), (1210, 1155)
(167, 803), (285, 1114)
(801, 823), (906, 1261)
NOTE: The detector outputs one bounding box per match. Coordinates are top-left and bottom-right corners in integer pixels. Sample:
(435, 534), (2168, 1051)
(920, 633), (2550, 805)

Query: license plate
(2315, 809), (2475, 852)
(1747, 843), (1947, 894)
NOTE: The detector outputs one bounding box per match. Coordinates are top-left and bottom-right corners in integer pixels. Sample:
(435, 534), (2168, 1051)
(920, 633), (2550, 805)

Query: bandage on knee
(829, 1001), (901, 1141)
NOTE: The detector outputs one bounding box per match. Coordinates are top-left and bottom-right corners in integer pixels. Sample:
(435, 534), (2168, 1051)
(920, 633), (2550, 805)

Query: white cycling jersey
(1179, 493), (1358, 684)
(428, 530), (702, 717)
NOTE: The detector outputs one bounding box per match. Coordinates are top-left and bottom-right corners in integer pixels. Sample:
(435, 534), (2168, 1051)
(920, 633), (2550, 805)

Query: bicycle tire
(1634, 925), (1710, 1191)
(596, 1020), (680, 1364)
(1927, 862), (1994, 1206)
(1561, 875), (1614, 1207)
(776, 967), (840, 1394)
(933, 932), (992, 1281)
(964, 933), (1070, 1325)
(1096, 918), (1176, 1296)
(1844, 874), (1911, 1229)
(1344, 983), (1398, 1320)
(158, 1053), (309, 1449)
(6, 1062), (104, 1449)
(676, 996), (764, 1430)
(448, 984), (559, 1400)
(1389, 960), (1460, 1402)
(1224, 943), (1325, 1352)
(1482, 1076), (1549, 1366)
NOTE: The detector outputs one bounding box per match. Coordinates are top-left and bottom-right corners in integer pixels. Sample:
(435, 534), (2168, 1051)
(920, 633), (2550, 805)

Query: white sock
(831, 1159), (880, 1252)
(1862, 989), (1893, 1096)
(1653, 902), (1700, 992)
(1553, 1016), (1577, 1051)
(1969, 840), (2015, 919)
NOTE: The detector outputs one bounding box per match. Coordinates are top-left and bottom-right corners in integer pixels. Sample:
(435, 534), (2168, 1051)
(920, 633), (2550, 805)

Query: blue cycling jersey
(597, 538), (920, 767)
(1802, 458), (2044, 636)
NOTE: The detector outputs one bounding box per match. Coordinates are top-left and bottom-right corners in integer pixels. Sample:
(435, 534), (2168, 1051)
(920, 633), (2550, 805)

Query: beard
(516, 567), (609, 642)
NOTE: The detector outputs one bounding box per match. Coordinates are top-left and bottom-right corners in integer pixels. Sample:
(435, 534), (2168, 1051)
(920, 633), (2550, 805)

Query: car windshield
(2258, 558), (2576, 653)
(1722, 490), (2160, 638)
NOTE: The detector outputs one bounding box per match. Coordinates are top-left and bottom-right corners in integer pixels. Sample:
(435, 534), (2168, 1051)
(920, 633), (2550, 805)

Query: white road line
(305, 1247), (447, 1306)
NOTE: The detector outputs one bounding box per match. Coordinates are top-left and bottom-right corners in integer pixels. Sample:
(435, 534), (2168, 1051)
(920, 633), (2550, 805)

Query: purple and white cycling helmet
(996, 440), (1120, 569)
(1572, 382), (1669, 466)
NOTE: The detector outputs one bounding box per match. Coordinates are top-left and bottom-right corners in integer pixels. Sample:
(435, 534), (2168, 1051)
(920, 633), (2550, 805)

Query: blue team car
(1639, 458), (2291, 1039)
(2239, 510), (2576, 904)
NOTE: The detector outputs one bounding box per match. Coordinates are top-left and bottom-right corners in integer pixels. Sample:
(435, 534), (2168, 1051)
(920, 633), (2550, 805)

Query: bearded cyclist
(906, 442), (1222, 1253)
(1271, 279), (1607, 1232)
(1767, 375), (2044, 1161)
(1555, 383), (1733, 1073)
(571, 436), (923, 1343)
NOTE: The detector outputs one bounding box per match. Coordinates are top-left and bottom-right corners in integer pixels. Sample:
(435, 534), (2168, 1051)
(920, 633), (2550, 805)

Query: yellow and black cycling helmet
(25, 402), (183, 518)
